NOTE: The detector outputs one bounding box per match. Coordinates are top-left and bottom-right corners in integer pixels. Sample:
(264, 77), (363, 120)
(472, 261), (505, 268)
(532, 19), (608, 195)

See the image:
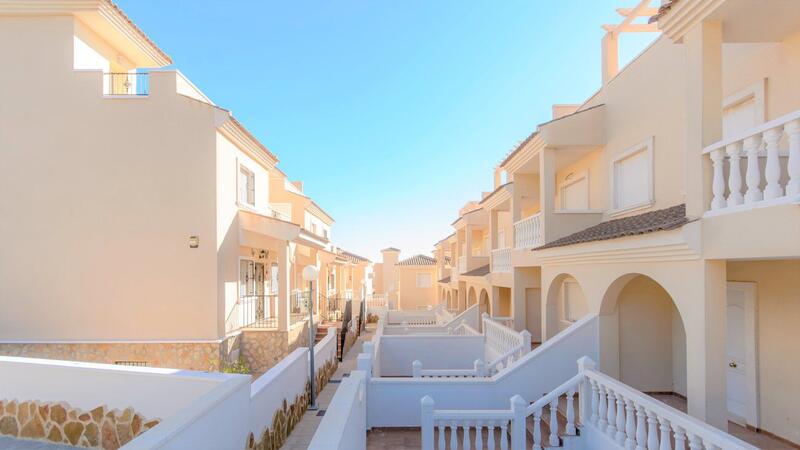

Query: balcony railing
(705, 110), (800, 214)
(490, 247), (512, 273)
(514, 212), (543, 249)
(457, 256), (467, 274)
(103, 72), (149, 96)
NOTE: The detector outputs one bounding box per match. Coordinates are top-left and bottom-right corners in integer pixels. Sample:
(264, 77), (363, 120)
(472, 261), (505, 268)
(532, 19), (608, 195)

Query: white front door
(726, 282), (758, 426)
(726, 287), (747, 425)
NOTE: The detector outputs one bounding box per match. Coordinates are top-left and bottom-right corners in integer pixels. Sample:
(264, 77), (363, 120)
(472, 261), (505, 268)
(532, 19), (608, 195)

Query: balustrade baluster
(624, 398), (636, 450)
(565, 390), (577, 435)
(725, 142), (744, 207)
(590, 380), (600, 425)
(658, 417), (671, 450)
(673, 425), (687, 450)
(499, 421), (509, 450)
(634, 402), (647, 450)
(787, 119), (800, 196)
(549, 399), (560, 447)
(475, 421), (483, 450)
(438, 422), (446, 450)
(711, 149), (727, 210)
(646, 410), (659, 450)
(450, 420), (459, 450)
(606, 388), (618, 439)
(463, 422), (472, 450)
(687, 433), (704, 450)
(532, 411), (543, 450)
(744, 134), (763, 203)
(763, 126), (784, 199)
(487, 420), (496, 450)
(615, 393), (627, 445)
(597, 385), (608, 431)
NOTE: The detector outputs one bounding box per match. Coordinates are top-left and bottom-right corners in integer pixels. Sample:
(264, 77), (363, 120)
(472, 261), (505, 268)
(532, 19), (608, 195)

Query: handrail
(703, 108), (800, 154)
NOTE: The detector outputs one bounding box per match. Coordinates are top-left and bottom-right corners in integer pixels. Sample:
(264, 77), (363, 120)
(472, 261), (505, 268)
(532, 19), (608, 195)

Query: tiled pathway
(281, 328), (371, 450)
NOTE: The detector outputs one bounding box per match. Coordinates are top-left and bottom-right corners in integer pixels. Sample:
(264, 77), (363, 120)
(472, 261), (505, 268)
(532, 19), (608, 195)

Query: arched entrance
(467, 286), (477, 307)
(543, 274), (588, 340)
(479, 289), (491, 316)
(599, 274), (687, 401)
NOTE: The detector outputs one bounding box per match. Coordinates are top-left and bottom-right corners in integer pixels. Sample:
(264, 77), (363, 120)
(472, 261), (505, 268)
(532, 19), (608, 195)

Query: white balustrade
(365, 294), (388, 313)
(421, 395), (527, 450)
(420, 357), (759, 450)
(451, 323), (480, 336)
(705, 111), (800, 214)
(490, 247), (512, 273)
(413, 359), (487, 378)
(482, 314), (531, 374)
(513, 212), (543, 249)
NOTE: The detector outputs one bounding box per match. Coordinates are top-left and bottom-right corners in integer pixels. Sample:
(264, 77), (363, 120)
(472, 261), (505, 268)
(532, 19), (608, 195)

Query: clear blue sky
(116, 0), (658, 262)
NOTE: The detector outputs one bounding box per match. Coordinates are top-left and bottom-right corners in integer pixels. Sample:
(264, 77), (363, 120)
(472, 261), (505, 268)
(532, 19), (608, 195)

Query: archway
(599, 274), (687, 402)
(467, 286), (478, 309)
(479, 289), (491, 316)
(543, 274), (589, 340)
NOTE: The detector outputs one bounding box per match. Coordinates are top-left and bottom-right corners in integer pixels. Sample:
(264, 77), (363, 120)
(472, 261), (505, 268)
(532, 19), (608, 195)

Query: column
(277, 241), (291, 331)
(683, 20), (723, 217)
(539, 147), (557, 243)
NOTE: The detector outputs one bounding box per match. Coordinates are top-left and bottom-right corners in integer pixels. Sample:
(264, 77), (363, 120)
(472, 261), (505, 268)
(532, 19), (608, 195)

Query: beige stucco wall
(617, 276), (687, 396)
(0, 16), (222, 341)
(397, 265), (437, 310)
(727, 260), (800, 443)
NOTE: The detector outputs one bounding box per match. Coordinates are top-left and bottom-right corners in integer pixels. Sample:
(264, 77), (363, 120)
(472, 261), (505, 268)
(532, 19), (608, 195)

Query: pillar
(602, 32), (619, 85)
(539, 147), (557, 244)
(684, 20), (723, 217)
(277, 241), (291, 331)
(511, 267), (527, 332)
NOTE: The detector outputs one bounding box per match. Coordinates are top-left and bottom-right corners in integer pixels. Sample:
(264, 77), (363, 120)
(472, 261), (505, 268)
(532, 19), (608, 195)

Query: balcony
(513, 212), (543, 249)
(102, 72), (149, 96)
(490, 247), (512, 273)
(705, 110), (800, 216)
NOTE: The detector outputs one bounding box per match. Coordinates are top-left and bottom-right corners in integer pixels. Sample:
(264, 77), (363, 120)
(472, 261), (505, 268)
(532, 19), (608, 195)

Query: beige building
(433, 1), (800, 445)
(374, 250), (439, 311)
(0, 0), (370, 373)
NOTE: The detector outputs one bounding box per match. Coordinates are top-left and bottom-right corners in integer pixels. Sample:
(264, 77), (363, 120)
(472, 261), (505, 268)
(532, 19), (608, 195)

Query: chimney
(292, 181), (303, 192)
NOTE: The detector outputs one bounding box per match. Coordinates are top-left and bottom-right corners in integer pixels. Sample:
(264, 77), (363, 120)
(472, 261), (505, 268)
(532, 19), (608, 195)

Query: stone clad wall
(239, 321), (310, 373)
(0, 336), (240, 371)
(0, 400), (159, 449)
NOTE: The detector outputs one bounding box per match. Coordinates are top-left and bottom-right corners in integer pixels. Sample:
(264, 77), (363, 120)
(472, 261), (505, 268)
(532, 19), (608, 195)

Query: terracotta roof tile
(397, 254), (436, 266)
(337, 249), (371, 264)
(438, 276), (451, 283)
(535, 204), (690, 250)
(649, 0), (679, 23)
(462, 264), (490, 277)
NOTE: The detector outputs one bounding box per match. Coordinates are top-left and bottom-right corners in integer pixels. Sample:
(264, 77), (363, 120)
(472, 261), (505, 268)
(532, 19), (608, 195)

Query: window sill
(607, 201), (654, 218)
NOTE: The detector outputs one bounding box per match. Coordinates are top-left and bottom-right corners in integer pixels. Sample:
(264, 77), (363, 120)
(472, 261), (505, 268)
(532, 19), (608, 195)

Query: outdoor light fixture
(189, 235), (199, 248)
(302, 264), (320, 410)
(259, 250), (268, 259)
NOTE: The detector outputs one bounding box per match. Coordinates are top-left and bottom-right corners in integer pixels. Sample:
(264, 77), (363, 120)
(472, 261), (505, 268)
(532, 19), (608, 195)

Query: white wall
(378, 335), (485, 377)
(304, 210), (331, 239)
(308, 371), (367, 450)
(366, 315), (599, 427)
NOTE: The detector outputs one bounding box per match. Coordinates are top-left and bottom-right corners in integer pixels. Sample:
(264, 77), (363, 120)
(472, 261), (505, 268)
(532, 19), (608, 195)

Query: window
(416, 273), (432, 288)
(238, 165), (255, 207)
(611, 138), (653, 213)
(560, 172), (589, 210)
(323, 229), (329, 239)
(722, 79), (765, 140)
(312, 223), (318, 235)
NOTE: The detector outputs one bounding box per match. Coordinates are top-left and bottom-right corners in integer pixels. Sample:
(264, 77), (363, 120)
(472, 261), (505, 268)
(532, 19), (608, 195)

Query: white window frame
(237, 163), (256, 208)
(416, 272), (432, 288)
(609, 137), (654, 217)
(558, 170), (590, 211)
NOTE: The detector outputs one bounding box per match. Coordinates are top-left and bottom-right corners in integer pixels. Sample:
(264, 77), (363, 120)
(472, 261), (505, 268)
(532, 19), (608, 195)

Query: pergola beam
(615, 7), (658, 17)
(602, 23), (660, 33)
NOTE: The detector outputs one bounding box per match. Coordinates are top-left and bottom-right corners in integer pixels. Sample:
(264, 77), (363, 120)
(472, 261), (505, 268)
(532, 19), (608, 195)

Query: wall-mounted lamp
(189, 235), (199, 249)
(259, 250), (268, 259)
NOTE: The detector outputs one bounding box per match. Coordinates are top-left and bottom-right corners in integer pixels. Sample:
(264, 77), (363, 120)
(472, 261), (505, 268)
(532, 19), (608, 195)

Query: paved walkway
(281, 328), (372, 450)
(0, 437), (77, 450)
